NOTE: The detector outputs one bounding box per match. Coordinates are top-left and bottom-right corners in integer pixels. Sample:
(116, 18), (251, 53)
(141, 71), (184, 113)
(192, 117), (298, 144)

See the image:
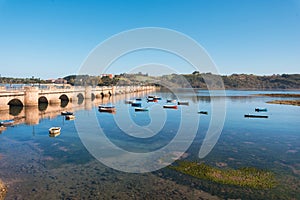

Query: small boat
(61, 111), (73, 115)
(65, 115), (75, 120)
(153, 96), (162, 100)
(98, 105), (115, 109)
(198, 111), (208, 115)
(135, 98), (142, 101)
(135, 107), (149, 112)
(167, 99), (176, 103)
(125, 100), (134, 104)
(49, 127), (61, 137)
(99, 107), (116, 113)
(178, 101), (189, 105)
(244, 114), (268, 118)
(131, 102), (142, 107)
(163, 104), (178, 109)
(0, 119), (14, 127)
(255, 108), (268, 112)
(147, 98), (158, 102)
(148, 95), (155, 98)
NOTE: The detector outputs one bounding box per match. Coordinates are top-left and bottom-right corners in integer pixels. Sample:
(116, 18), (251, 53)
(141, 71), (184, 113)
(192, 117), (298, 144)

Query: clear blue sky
(0, 0), (299, 79)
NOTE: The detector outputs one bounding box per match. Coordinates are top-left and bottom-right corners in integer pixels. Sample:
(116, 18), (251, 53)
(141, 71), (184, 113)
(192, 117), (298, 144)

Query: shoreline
(266, 100), (300, 106)
(256, 93), (300, 97)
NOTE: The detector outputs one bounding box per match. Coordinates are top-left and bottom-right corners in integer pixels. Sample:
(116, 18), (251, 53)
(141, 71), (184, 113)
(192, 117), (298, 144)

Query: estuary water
(0, 90), (299, 199)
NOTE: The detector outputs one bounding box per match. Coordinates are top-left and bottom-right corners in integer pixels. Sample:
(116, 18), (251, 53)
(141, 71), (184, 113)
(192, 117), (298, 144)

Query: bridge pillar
(0, 97), (9, 111)
(24, 87), (39, 107)
(85, 86), (92, 99)
(111, 86), (116, 96)
(49, 98), (61, 105)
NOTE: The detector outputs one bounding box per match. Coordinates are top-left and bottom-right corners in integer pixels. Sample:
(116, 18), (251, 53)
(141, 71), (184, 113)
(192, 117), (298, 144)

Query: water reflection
(0, 89), (300, 199)
(9, 105), (23, 116)
(38, 102), (48, 112)
(60, 100), (69, 108)
(77, 97), (84, 105)
(0, 90), (154, 133)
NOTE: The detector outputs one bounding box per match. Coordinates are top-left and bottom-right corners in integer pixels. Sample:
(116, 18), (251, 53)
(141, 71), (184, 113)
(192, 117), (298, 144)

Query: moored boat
(65, 115), (75, 120)
(163, 104), (178, 109)
(135, 107), (149, 112)
(99, 107), (116, 113)
(0, 120), (14, 127)
(131, 102), (142, 107)
(49, 127), (61, 137)
(61, 111), (73, 116)
(147, 98), (158, 102)
(153, 96), (162, 100)
(167, 99), (176, 103)
(135, 98), (142, 101)
(178, 101), (189, 105)
(244, 114), (268, 118)
(198, 111), (208, 115)
(98, 105), (115, 109)
(255, 108), (268, 112)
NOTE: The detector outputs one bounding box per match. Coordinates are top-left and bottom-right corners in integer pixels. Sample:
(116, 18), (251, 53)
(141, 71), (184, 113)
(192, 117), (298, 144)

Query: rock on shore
(0, 179), (7, 200)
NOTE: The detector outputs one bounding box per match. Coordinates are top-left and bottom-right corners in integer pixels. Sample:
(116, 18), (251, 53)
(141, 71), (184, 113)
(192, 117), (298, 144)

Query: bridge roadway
(0, 85), (155, 111)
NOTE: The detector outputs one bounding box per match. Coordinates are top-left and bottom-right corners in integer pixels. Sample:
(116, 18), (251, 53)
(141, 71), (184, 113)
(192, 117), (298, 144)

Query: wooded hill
(1, 73), (299, 90)
(63, 73), (300, 89)
(163, 73), (300, 89)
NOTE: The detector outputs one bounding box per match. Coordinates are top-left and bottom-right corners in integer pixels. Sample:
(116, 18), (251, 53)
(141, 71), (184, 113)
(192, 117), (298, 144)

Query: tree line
(1, 73), (300, 89)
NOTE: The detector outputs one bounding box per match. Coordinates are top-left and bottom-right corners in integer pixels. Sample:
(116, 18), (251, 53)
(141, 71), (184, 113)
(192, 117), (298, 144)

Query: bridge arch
(8, 98), (24, 116)
(38, 96), (48, 111)
(38, 96), (48, 104)
(77, 93), (84, 105)
(59, 94), (70, 108)
(8, 98), (23, 106)
(77, 93), (84, 100)
(59, 94), (69, 102)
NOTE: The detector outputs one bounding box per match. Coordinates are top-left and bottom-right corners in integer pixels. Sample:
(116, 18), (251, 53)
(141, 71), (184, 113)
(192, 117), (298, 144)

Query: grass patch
(169, 161), (277, 189)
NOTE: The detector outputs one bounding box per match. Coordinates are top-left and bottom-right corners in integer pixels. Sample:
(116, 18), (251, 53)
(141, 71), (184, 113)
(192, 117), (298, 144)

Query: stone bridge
(0, 85), (155, 111)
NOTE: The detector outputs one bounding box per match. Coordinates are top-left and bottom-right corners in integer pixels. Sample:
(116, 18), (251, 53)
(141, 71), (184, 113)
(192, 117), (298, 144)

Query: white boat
(65, 115), (75, 120)
(153, 96), (162, 100)
(49, 127), (61, 137)
(98, 104), (115, 109)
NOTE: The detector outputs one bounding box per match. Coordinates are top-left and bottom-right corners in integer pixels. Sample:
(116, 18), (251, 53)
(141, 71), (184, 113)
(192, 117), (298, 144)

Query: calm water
(0, 90), (299, 199)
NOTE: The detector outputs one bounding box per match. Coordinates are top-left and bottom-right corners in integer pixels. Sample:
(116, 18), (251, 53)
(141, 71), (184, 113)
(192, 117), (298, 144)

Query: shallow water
(0, 90), (299, 199)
